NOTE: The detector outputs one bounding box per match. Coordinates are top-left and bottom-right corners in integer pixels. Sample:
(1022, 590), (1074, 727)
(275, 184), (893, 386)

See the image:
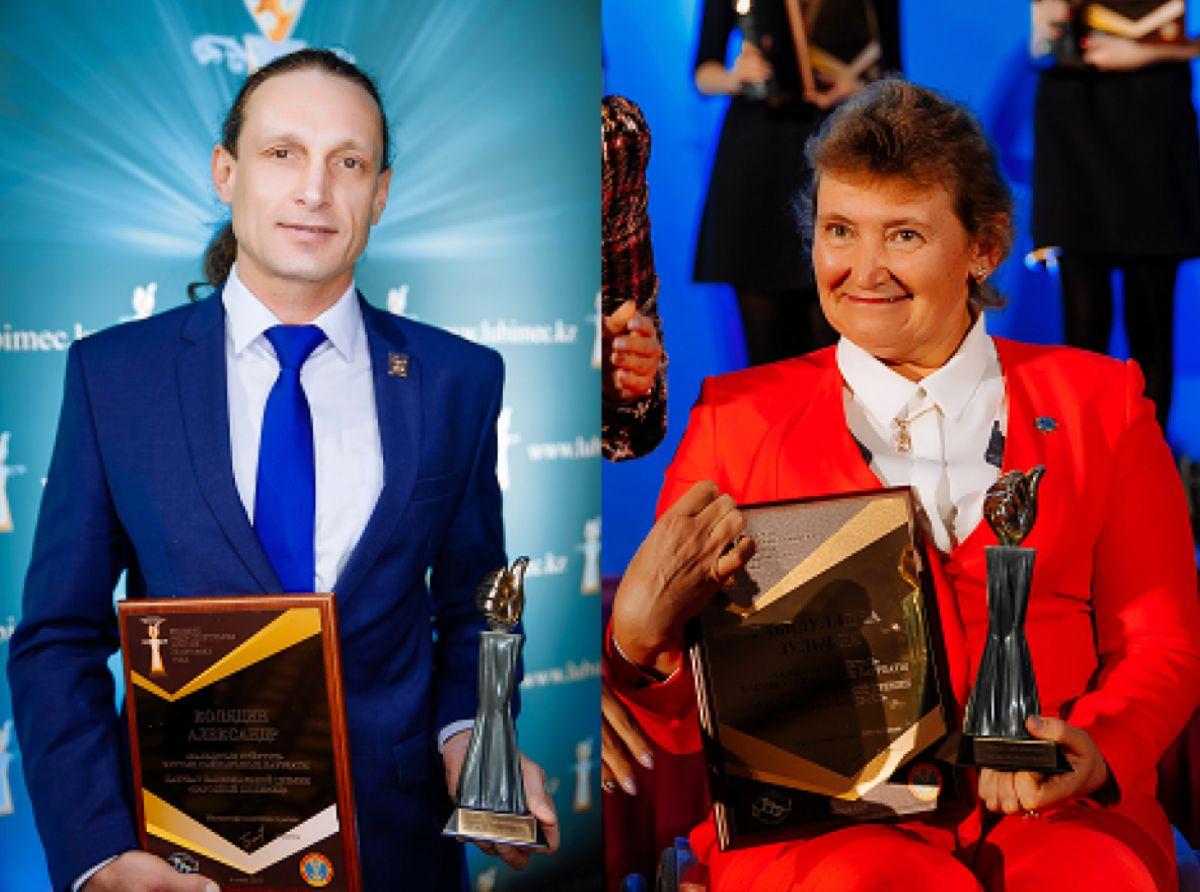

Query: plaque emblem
(140, 617), (168, 677)
(300, 852), (333, 887)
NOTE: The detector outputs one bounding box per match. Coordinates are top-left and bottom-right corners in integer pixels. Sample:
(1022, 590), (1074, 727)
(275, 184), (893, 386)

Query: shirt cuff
(438, 720), (474, 752)
(74, 855), (119, 891)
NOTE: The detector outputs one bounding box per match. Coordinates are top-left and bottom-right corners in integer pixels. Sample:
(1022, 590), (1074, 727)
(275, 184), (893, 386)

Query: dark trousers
(1058, 256), (1177, 430)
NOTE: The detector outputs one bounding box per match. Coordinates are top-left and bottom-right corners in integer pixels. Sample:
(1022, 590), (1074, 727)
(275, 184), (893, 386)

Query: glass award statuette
(958, 468), (1070, 774)
(444, 557), (549, 849)
(117, 595), (361, 891)
(734, 0), (776, 101)
(689, 489), (956, 850)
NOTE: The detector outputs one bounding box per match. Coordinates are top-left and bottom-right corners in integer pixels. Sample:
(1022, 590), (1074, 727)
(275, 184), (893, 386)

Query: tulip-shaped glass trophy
(959, 467), (1070, 773)
(444, 557), (549, 848)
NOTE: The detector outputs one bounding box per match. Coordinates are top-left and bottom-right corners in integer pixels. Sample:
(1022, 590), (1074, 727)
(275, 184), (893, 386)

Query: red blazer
(613, 339), (1200, 866)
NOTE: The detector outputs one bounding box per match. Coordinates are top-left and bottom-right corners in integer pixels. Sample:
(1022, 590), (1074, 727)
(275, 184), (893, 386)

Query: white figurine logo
(578, 516), (601, 595)
(573, 736), (595, 813)
(496, 407), (521, 493)
(590, 289), (602, 370)
(141, 617), (168, 677)
(387, 285), (409, 317)
(129, 282), (157, 321)
(474, 866), (497, 892)
(0, 432), (27, 534)
(0, 720), (14, 817)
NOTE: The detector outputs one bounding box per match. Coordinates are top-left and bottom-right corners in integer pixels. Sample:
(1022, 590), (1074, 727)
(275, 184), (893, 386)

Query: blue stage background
(602, 0), (1200, 577)
(0, 3), (600, 890)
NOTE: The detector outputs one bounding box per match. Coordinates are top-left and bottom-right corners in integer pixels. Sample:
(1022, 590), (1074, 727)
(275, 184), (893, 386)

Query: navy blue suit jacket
(6, 292), (507, 891)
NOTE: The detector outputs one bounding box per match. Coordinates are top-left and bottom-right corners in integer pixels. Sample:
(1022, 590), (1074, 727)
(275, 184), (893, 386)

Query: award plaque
(689, 489), (956, 850)
(958, 468), (1070, 774)
(783, 0), (883, 100)
(444, 557), (548, 849)
(117, 595), (361, 891)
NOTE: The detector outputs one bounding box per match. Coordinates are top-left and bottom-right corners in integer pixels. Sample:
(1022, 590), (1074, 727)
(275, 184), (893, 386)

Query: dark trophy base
(443, 806), (549, 849)
(958, 734), (1071, 775)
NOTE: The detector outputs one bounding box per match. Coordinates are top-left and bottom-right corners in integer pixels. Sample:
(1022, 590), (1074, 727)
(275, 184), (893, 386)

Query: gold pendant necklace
(893, 404), (939, 454)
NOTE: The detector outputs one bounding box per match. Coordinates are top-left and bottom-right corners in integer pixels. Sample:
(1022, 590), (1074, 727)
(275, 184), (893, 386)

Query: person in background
(692, 0), (901, 366)
(1031, 0), (1200, 432)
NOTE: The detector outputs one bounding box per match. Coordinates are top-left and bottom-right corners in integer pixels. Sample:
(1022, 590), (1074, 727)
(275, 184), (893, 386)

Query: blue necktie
(255, 325), (326, 592)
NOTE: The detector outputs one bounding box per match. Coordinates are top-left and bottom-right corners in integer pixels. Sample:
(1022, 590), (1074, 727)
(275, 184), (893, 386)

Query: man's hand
(601, 676), (654, 796)
(610, 481), (755, 676)
(84, 851), (218, 892)
(603, 300), (663, 402)
(978, 715), (1110, 814)
(442, 732), (560, 870)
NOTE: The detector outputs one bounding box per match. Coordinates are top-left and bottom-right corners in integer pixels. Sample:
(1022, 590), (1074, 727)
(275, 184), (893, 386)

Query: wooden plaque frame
(118, 594), (361, 892)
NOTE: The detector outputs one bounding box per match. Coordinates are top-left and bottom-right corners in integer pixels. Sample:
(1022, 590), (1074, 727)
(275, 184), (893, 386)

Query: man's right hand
(609, 480), (755, 676)
(85, 852), (219, 892)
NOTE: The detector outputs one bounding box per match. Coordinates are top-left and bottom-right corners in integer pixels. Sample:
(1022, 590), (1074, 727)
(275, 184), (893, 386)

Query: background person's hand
(1083, 33), (1158, 70)
(1031, 0), (1072, 52)
(610, 480), (756, 675)
(729, 42), (774, 91)
(603, 299), (663, 402)
(601, 676), (655, 795)
(977, 715), (1110, 814)
(806, 71), (866, 110)
(442, 732), (560, 869)
(85, 851), (218, 892)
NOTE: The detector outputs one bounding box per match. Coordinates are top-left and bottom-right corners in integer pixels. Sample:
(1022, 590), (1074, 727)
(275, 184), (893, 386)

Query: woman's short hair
(800, 80), (1015, 310)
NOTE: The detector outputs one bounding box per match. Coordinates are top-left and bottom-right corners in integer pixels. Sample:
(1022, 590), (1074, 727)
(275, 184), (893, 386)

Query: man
(7, 50), (556, 891)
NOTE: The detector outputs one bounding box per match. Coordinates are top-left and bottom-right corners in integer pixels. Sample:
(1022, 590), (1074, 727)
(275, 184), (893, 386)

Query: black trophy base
(443, 807), (549, 850)
(958, 734), (1071, 774)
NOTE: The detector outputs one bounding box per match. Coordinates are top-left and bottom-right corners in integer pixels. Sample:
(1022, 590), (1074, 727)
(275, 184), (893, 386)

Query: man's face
(212, 68), (391, 295)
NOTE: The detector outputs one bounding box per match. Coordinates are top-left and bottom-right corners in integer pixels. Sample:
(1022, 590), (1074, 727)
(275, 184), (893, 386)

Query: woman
(692, 0), (901, 365)
(1031, 0), (1200, 430)
(607, 81), (1200, 890)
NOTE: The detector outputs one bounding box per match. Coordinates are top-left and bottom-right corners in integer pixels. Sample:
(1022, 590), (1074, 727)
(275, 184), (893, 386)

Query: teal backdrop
(0, 2), (600, 890)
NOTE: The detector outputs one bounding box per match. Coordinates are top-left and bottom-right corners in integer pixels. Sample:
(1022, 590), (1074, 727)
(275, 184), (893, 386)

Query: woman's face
(812, 171), (993, 379)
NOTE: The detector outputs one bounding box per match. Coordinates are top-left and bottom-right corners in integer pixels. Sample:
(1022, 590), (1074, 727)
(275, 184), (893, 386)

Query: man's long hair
(187, 49), (391, 301)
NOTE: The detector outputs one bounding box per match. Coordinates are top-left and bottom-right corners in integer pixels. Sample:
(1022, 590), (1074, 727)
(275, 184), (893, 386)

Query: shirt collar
(836, 312), (995, 425)
(222, 263), (362, 361)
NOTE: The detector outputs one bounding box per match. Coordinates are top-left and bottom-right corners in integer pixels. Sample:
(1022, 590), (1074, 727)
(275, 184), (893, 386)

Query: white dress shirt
(837, 314), (1006, 553)
(223, 264), (383, 591)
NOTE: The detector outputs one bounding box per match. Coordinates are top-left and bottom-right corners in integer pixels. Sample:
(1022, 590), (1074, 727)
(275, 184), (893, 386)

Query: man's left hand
(442, 730), (561, 869)
(978, 715), (1110, 814)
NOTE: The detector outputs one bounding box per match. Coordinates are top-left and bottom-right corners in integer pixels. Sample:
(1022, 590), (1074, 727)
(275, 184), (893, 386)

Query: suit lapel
(772, 360), (880, 501)
(177, 292), (281, 593)
(333, 297), (421, 600)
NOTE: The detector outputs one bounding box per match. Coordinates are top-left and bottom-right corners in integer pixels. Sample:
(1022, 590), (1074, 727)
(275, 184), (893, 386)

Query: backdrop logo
(573, 737), (594, 812)
(448, 318), (579, 347)
(525, 433), (601, 461)
(0, 616), (14, 647)
(496, 406), (521, 493)
(0, 323), (77, 352)
(523, 551), (568, 579)
(122, 282), (157, 322)
(387, 285), (409, 317)
(578, 516), (600, 594)
(475, 867), (497, 892)
(192, 1), (354, 74)
(0, 720), (14, 817)
(590, 290), (601, 369)
(0, 432), (27, 534)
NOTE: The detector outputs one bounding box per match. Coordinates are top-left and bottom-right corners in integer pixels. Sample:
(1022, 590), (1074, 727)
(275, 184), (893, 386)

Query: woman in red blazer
(606, 81), (1200, 891)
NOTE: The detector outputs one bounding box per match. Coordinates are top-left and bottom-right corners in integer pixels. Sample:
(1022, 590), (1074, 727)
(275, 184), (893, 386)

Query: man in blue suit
(6, 49), (557, 891)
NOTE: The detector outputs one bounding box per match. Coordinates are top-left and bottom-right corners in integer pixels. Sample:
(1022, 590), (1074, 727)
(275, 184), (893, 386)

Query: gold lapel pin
(388, 352), (409, 378)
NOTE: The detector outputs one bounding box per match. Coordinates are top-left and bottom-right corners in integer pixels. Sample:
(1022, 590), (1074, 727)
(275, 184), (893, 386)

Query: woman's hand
(603, 299), (663, 402)
(806, 72), (866, 110)
(730, 42), (774, 91)
(978, 716), (1110, 814)
(610, 480), (756, 675)
(1083, 33), (1166, 70)
(601, 677), (655, 795)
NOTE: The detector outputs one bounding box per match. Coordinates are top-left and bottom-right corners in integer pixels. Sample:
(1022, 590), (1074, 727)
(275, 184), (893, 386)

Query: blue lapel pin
(1034, 416), (1057, 433)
